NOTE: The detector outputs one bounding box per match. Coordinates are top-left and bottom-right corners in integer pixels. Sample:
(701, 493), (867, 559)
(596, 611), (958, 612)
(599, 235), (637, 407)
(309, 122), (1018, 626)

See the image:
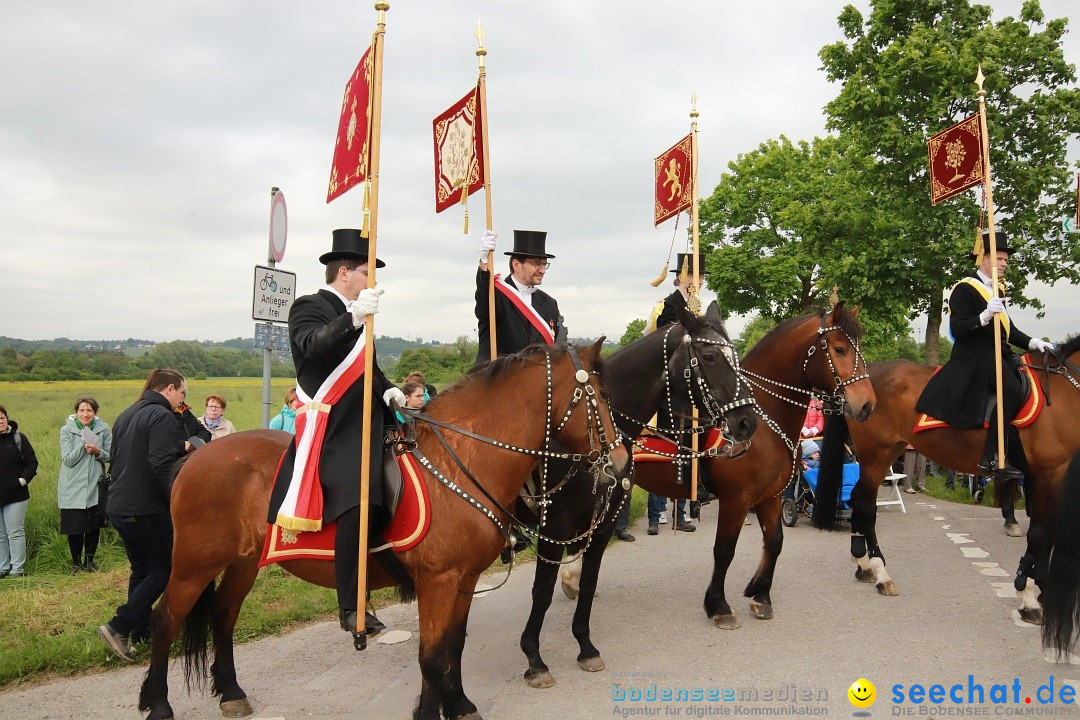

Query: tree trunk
(924, 288), (944, 365)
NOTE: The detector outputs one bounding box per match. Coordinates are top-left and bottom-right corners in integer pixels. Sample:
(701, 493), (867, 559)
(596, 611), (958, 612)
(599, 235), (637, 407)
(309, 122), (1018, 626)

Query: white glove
(18, 478), (26, 487)
(351, 287), (384, 328)
(979, 297), (1006, 326)
(1029, 338), (1055, 353)
(800, 427), (811, 437)
(383, 387), (406, 409)
(477, 230), (498, 260)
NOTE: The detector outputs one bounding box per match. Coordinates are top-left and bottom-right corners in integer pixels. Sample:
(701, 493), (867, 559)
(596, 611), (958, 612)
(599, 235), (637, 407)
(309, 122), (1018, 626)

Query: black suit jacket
(474, 268), (561, 363)
(915, 274), (1033, 428)
(268, 289), (394, 525)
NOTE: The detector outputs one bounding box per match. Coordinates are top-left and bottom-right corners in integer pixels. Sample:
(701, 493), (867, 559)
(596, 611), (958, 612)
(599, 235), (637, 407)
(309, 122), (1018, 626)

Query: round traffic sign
(269, 189), (288, 262)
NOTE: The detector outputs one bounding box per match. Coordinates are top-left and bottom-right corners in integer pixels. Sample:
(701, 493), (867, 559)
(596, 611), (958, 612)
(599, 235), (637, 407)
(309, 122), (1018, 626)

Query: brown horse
(625, 304), (877, 629)
(811, 339), (1080, 635)
(137, 341), (630, 720)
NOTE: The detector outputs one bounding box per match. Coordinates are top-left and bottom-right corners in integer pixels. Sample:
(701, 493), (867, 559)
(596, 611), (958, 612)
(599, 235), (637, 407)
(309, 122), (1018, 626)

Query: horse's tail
(1042, 449), (1080, 656)
(993, 475), (1020, 508)
(811, 410), (850, 530)
(181, 579), (216, 692)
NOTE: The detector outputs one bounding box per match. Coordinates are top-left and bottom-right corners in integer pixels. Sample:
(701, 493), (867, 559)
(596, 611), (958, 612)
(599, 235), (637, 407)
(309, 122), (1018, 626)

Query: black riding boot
(977, 425), (1023, 479)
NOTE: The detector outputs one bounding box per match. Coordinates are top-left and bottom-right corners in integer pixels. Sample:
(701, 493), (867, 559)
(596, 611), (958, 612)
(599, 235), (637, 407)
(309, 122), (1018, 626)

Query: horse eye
(703, 352), (717, 364)
(834, 345), (847, 356)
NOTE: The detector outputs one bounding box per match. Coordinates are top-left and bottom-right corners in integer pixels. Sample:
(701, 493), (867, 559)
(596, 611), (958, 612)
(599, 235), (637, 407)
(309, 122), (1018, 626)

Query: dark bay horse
(518, 301), (758, 688)
(138, 341), (629, 720)
(811, 340), (1080, 636)
(561, 304), (877, 630)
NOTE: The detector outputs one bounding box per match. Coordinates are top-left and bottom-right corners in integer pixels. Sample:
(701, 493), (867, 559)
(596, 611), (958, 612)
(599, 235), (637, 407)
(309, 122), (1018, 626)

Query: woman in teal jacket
(269, 386), (299, 434)
(57, 396), (112, 573)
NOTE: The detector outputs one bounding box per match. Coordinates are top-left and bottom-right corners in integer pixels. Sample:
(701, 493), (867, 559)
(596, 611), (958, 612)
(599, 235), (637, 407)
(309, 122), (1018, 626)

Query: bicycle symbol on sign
(259, 273), (278, 292)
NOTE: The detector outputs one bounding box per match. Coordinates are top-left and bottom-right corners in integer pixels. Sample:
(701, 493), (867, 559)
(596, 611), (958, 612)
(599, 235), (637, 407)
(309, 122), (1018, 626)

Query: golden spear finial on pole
(975, 65), (1008, 477)
(476, 19), (498, 363)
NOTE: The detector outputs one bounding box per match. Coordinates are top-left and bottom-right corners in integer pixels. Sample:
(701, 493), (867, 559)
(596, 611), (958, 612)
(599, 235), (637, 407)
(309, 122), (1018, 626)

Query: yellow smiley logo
(848, 678), (876, 708)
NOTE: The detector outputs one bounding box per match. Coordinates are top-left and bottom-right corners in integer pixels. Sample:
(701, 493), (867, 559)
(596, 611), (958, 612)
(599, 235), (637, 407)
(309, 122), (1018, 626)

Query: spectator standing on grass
(269, 386), (301, 434)
(200, 395), (236, 440)
(99, 369), (189, 662)
(58, 396), (112, 574)
(0, 405), (37, 579)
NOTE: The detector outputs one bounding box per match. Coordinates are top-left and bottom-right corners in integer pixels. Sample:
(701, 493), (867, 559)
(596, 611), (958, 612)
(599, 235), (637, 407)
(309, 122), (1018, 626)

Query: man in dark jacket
(915, 232), (1054, 478)
(99, 369), (188, 662)
(266, 228), (402, 645)
(474, 229), (564, 363)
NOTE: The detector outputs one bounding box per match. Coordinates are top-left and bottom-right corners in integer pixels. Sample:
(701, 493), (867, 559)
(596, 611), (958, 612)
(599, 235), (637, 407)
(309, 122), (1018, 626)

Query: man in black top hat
(915, 231), (1054, 478)
(654, 252), (707, 330)
(266, 228), (404, 644)
(474, 229), (564, 363)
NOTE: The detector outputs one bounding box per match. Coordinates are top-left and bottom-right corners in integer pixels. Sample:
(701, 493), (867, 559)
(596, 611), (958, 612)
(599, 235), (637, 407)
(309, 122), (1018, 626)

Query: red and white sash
(494, 274), (555, 345)
(274, 332), (367, 533)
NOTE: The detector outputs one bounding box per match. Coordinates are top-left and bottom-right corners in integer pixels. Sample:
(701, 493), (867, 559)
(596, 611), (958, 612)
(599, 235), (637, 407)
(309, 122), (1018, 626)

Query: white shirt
(326, 285), (353, 310)
(507, 276), (536, 307)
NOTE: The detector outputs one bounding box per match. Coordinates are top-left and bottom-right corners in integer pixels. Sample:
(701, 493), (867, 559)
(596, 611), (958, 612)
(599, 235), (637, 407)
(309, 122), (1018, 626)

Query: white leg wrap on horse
(1019, 577), (1039, 612)
(559, 557), (583, 599)
(868, 556), (891, 585)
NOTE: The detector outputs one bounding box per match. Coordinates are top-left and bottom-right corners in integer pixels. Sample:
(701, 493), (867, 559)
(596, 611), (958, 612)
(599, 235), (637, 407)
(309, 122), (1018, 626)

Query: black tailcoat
(267, 289), (394, 526)
(915, 275), (1033, 428)
(474, 268), (561, 363)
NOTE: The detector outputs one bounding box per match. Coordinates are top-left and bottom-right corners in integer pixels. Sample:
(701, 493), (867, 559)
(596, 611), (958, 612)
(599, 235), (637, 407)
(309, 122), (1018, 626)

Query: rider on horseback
(266, 229), (403, 645)
(915, 231), (1054, 479)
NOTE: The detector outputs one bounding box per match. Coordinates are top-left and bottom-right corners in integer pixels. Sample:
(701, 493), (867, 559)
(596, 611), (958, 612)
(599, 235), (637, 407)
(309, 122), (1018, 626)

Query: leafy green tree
(618, 319), (646, 348)
(734, 314), (776, 356)
(820, 0), (1080, 361)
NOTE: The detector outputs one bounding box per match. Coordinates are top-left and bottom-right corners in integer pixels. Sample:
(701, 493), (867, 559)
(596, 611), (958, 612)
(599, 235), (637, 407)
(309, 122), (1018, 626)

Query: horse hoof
(561, 580), (578, 600)
(454, 714), (484, 720)
(854, 566), (875, 583)
(220, 697), (254, 718)
(1004, 523), (1023, 538)
(579, 656), (605, 672)
(712, 613), (741, 630)
(876, 581), (899, 597)
(525, 670), (556, 689)
(749, 602), (774, 620)
(1019, 607), (1044, 625)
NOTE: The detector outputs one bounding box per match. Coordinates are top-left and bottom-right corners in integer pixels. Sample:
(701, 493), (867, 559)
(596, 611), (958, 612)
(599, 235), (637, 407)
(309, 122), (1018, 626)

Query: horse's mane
(433, 344), (598, 405)
(1058, 334), (1080, 359)
(751, 303), (863, 355)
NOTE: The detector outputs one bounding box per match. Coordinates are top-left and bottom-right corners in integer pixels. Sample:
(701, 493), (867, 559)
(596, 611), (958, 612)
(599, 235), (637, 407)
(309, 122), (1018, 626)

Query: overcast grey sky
(3, 1), (1077, 345)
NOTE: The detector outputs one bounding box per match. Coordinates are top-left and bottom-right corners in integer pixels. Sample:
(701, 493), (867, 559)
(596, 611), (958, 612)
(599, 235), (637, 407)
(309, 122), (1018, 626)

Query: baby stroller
(781, 463), (860, 526)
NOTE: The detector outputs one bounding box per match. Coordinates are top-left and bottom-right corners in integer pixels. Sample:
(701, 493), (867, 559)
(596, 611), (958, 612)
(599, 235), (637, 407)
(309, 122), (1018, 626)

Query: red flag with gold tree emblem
(927, 114), (985, 205)
(326, 47), (374, 203)
(654, 134), (694, 225)
(433, 87), (484, 214)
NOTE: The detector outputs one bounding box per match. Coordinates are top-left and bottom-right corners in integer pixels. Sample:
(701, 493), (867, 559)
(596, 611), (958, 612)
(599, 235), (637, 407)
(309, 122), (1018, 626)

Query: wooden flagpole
(477, 21), (497, 362)
(356, 0), (389, 644)
(975, 66), (1007, 473)
(689, 92), (700, 504)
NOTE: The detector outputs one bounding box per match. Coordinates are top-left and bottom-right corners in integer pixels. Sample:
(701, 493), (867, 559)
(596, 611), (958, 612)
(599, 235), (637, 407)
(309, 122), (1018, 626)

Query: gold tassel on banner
(361, 181), (371, 237)
(650, 261), (670, 287)
(463, 205), (469, 234)
(972, 229), (984, 268)
(678, 255), (689, 287)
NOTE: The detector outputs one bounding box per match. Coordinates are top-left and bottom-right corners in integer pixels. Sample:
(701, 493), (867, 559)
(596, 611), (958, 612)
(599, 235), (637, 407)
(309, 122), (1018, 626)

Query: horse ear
(850, 304), (861, 317)
(705, 301), (724, 325)
(675, 300), (703, 334)
(581, 337), (605, 364)
(829, 301), (847, 322)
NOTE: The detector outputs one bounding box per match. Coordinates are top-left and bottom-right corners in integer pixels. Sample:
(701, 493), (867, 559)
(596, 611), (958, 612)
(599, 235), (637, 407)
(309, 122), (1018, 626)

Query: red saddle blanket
(633, 427), (726, 463)
(259, 451), (431, 567)
(913, 355), (1044, 434)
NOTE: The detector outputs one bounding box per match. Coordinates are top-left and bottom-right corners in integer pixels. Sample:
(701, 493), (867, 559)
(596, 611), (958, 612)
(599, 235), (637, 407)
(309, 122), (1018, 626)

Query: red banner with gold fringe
(326, 46), (374, 203)
(927, 114), (985, 206)
(654, 134), (694, 225)
(433, 86), (485, 213)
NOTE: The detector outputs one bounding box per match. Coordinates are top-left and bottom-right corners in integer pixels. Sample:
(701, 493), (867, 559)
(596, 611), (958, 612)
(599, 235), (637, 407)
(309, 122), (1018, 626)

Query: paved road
(3, 489), (1078, 719)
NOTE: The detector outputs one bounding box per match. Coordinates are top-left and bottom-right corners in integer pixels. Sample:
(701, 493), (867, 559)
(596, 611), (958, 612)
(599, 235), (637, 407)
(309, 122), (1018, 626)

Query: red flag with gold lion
(326, 47), (374, 204)
(927, 114), (985, 205)
(654, 134), (694, 225)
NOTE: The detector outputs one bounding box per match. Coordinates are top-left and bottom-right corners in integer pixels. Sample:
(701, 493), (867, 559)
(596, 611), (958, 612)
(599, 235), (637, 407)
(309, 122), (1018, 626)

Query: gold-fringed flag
(433, 87), (485, 214)
(326, 46), (374, 203)
(654, 134), (694, 225)
(927, 114), (985, 205)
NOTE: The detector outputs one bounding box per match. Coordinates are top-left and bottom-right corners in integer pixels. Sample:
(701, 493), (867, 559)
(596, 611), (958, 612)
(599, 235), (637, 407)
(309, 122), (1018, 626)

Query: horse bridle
(801, 313), (871, 409)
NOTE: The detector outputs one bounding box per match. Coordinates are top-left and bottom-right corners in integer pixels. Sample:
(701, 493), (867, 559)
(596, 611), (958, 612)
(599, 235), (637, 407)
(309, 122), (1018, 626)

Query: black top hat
(319, 228), (386, 267)
(971, 230), (1016, 262)
(504, 230), (555, 259)
(671, 252), (707, 276)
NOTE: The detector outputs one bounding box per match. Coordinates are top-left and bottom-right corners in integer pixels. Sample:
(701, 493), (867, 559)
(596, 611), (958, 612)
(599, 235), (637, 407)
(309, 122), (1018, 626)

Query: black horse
(516, 300), (758, 688)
